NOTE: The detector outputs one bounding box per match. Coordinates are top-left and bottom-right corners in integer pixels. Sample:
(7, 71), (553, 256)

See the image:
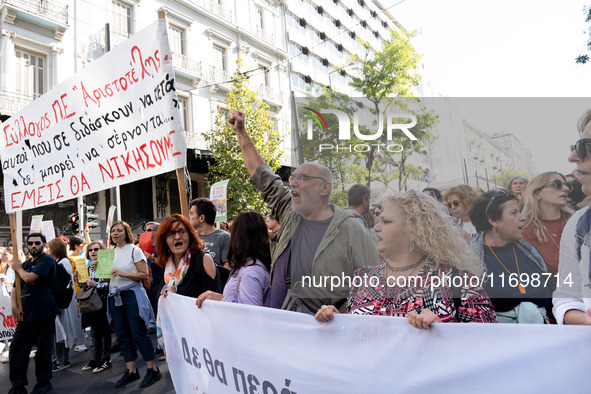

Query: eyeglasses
(570, 138), (591, 159)
(485, 189), (508, 217)
(446, 200), (461, 209)
(539, 179), (573, 192)
(167, 228), (187, 238)
(88, 248), (100, 252)
(288, 173), (327, 184)
(373, 211), (382, 216)
(27, 241), (42, 246)
(146, 228), (153, 232)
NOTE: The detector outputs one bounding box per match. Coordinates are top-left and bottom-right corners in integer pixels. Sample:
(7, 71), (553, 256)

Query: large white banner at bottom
(160, 293), (590, 394)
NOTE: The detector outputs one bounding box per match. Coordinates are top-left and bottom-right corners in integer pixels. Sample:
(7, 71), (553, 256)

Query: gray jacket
(250, 164), (380, 310)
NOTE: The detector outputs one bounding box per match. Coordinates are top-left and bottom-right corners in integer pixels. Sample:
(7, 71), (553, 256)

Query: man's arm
(8, 260), (40, 283)
(11, 289), (23, 321)
(228, 111), (264, 176)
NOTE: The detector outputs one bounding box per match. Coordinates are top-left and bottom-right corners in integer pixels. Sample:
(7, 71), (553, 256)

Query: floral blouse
(346, 260), (497, 323)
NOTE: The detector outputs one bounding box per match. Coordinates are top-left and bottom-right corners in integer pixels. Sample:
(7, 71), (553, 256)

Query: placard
(95, 249), (114, 279)
(0, 19), (187, 213)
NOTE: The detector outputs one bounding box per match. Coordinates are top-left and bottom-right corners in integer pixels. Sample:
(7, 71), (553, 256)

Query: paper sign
(29, 215), (43, 233)
(95, 249), (114, 279)
(40, 220), (55, 241)
(0, 292), (16, 341)
(0, 19), (187, 213)
(210, 179), (229, 223)
(138, 232), (154, 254)
(73, 256), (89, 283)
(106, 205), (117, 234)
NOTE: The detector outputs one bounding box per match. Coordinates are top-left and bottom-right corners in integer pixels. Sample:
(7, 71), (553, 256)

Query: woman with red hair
(156, 214), (220, 298)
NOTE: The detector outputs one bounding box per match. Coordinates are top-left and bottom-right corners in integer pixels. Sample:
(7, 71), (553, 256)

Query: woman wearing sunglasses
(554, 110), (591, 325)
(470, 190), (552, 324)
(521, 173), (574, 276)
(74, 241), (112, 373)
(443, 184), (481, 241)
(316, 191), (496, 328)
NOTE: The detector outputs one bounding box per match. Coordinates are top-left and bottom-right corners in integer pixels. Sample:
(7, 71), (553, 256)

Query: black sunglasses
(485, 189), (508, 217)
(539, 179), (572, 192)
(27, 241), (42, 246)
(570, 138), (591, 159)
(88, 248), (100, 252)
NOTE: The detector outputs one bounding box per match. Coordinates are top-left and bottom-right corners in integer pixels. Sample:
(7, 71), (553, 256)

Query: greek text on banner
(160, 293), (590, 393)
(0, 19), (187, 213)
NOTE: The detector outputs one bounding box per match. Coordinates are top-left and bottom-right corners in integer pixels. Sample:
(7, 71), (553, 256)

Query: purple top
(223, 259), (270, 307)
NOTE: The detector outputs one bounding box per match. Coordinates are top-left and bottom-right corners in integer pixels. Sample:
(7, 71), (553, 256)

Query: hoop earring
(410, 239), (415, 252)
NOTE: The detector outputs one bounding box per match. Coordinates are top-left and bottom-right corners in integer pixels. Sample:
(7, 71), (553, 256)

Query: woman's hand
(111, 268), (125, 278)
(86, 279), (97, 287)
(195, 291), (225, 308)
(407, 307), (441, 329)
(161, 286), (176, 298)
(72, 270), (78, 281)
(315, 305), (339, 322)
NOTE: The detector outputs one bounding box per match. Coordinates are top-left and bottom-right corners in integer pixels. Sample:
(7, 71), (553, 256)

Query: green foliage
(204, 59), (283, 218)
(298, 88), (366, 197)
(576, 6), (591, 64)
(491, 168), (531, 189)
(346, 29), (438, 190)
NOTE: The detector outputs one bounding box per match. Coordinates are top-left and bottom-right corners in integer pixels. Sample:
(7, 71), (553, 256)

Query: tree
(205, 59), (283, 218)
(492, 168), (531, 190)
(576, 5), (591, 64)
(297, 87), (366, 207)
(348, 29), (438, 189)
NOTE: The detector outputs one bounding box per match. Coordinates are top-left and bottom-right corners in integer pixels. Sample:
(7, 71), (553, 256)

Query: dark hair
(69, 236), (85, 249)
(85, 241), (106, 260)
(191, 197), (217, 225)
(469, 189), (518, 233)
(568, 179), (586, 205)
(347, 184), (370, 207)
(26, 233), (46, 244)
(155, 214), (204, 267)
(423, 187), (442, 202)
(227, 211), (271, 273)
(47, 238), (68, 260)
(109, 221), (135, 245)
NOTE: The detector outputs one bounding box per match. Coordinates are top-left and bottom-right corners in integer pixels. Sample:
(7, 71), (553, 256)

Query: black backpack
(54, 261), (74, 309)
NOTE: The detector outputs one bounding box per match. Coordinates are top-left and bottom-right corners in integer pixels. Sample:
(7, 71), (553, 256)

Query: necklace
(486, 243), (526, 294)
(385, 255), (427, 272)
(542, 222), (562, 250)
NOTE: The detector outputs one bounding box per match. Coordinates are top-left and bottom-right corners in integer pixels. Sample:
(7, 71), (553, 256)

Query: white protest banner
(0, 19), (186, 213)
(210, 179), (229, 223)
(0, 290), (16, 341)
(160, 293), (591, 393)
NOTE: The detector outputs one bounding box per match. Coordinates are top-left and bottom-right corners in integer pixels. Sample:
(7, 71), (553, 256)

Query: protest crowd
(2, 108), (591, 393)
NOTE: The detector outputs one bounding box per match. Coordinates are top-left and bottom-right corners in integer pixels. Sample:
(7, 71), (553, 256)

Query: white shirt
(111, 243), (145, 288)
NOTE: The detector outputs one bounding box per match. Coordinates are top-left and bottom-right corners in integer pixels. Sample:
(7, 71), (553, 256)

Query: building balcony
(206, 66), (232, 86)
(256, 85), (282, 105)
(0, 90), (37, 116)
(109, 29), (131, 49)
(2, 0), (68, 25)
(2, 0), (68, 40)
(206, 0), (232, 23)
(253, 27), (273, 44)
(172, 52), (202, 79)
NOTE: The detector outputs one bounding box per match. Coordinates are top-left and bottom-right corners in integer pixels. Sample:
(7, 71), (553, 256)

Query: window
(213, 45), (226, 71)
(255, 5), (264, 29)
(178, 96), (189, 132)
(112, 1), (133, 37)
(169, 25), (186, 56)
(15, 49), (46, 98)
